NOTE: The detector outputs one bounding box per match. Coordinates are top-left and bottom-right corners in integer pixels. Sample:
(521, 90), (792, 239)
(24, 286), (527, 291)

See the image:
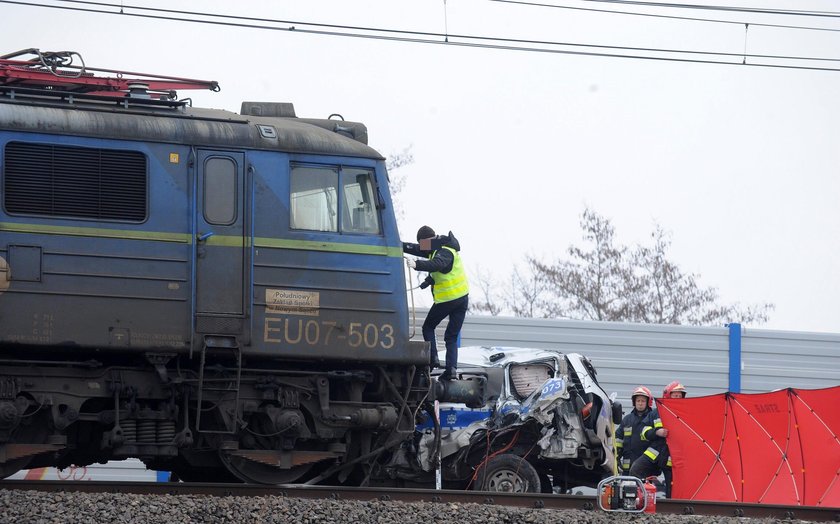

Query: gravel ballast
(0, 489), (821, 524)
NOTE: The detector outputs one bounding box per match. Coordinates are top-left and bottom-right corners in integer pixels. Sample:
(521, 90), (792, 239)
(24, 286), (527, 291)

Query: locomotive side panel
(0, 115), (419, 361)
(0, 134), (193, 352)
(247, 150), (421, 363)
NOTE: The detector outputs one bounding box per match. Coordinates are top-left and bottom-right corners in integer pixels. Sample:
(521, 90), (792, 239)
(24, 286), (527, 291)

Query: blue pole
(728, 322), (742, 393)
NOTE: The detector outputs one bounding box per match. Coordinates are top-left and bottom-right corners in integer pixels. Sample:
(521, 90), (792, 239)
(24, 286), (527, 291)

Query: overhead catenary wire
(3, 0), (840, 72)
(6, 0), (839, 66)
(581, 0), (840, 18)
(489, 0), (840, 34)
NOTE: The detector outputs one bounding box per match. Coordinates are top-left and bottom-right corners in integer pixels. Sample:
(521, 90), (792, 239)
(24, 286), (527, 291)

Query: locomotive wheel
(219, 450), (313, 485)
(472, 454), (541, 493)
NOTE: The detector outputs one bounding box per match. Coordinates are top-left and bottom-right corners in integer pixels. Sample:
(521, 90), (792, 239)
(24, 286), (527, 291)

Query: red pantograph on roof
(0, 48), (218, 99)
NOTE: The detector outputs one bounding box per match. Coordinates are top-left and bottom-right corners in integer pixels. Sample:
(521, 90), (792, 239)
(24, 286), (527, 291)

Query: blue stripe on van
(417, 407), (493, 431)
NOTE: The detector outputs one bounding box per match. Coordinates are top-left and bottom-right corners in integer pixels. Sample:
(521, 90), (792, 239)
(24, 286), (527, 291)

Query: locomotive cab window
(290, 165), (380, 234)
(341, 168), (380, 234)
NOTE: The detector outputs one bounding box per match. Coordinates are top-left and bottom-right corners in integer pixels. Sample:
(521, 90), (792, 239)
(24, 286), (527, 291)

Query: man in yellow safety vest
(403, 225), (470, 381)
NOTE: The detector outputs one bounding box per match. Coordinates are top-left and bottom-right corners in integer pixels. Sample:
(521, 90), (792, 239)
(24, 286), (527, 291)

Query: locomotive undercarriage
(0, 347), (429, 484)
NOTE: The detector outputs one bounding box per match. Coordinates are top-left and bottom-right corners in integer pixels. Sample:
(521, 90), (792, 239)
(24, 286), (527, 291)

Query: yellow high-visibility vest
(429, 246), (469, 303)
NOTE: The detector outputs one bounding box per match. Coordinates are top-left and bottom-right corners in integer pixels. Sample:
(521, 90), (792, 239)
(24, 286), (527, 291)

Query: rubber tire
(472, 454), (541, 493)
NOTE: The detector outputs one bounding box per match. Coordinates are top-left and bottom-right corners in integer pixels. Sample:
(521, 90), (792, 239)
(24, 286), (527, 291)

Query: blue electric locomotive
(0, 49), (476, 484)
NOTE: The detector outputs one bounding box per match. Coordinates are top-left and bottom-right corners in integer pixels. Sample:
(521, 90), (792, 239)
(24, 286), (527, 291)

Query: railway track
(2, 480), (838, 522)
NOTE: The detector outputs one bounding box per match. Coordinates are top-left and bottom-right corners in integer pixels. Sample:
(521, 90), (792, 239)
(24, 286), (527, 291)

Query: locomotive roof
(0, 98), (384, 160)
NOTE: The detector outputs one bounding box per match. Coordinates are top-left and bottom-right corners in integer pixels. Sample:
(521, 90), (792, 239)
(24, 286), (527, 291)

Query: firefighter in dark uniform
(630, 380), (686, 497)
(615, 386), (655, 475)
(403, 226), (469, 381)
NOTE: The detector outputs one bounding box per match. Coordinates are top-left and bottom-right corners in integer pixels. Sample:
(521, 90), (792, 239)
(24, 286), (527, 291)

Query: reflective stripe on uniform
(643, 447), (660, 461)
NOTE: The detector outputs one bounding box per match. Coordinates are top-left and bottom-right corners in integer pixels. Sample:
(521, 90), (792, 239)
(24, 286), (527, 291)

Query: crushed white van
(387, 346), (621, 493)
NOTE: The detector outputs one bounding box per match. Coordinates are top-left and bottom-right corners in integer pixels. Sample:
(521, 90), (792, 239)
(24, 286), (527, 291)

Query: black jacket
(403, 232), (462, 288)
(616, 407), (653, 471)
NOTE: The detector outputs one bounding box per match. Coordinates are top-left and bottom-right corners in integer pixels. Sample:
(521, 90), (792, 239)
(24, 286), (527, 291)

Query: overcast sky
(3, 0), (839, 333)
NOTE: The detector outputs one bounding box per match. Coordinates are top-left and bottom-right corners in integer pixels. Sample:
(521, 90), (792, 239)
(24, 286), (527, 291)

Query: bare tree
(503, 259), (554, 318)
(386, 146), (414, 172)
(530, 209), (642, 321)
(385, 146), (414, 223)
(631, 225), (773, 324)
(469, 266), (503, 316)
(504, 208), (773, 326)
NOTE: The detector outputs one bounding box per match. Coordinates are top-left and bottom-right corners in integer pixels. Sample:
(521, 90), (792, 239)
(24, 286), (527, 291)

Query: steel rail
(1, 480), (838, 522)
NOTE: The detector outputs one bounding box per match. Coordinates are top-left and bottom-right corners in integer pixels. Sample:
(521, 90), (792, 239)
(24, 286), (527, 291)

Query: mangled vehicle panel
(387, 346), (621, 493)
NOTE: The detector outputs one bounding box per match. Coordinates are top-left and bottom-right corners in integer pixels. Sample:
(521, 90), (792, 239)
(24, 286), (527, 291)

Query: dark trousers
(630, 455), (673, 498)
(422, 294), (468, 370)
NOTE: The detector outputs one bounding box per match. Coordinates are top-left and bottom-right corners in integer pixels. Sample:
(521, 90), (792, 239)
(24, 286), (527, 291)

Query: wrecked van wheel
(472, 454), (541, 493)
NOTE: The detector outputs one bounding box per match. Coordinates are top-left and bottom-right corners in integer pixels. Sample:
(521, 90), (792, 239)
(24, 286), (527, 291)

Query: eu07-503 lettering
(264, 317), (395, 349)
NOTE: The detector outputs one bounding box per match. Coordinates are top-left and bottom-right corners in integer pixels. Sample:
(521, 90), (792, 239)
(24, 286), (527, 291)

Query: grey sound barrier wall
(410, 310), (840, 408)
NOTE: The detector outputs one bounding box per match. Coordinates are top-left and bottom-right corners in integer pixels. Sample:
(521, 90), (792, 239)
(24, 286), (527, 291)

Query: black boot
(430, 353), (442, 369)
(439, 367), (457, 381)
